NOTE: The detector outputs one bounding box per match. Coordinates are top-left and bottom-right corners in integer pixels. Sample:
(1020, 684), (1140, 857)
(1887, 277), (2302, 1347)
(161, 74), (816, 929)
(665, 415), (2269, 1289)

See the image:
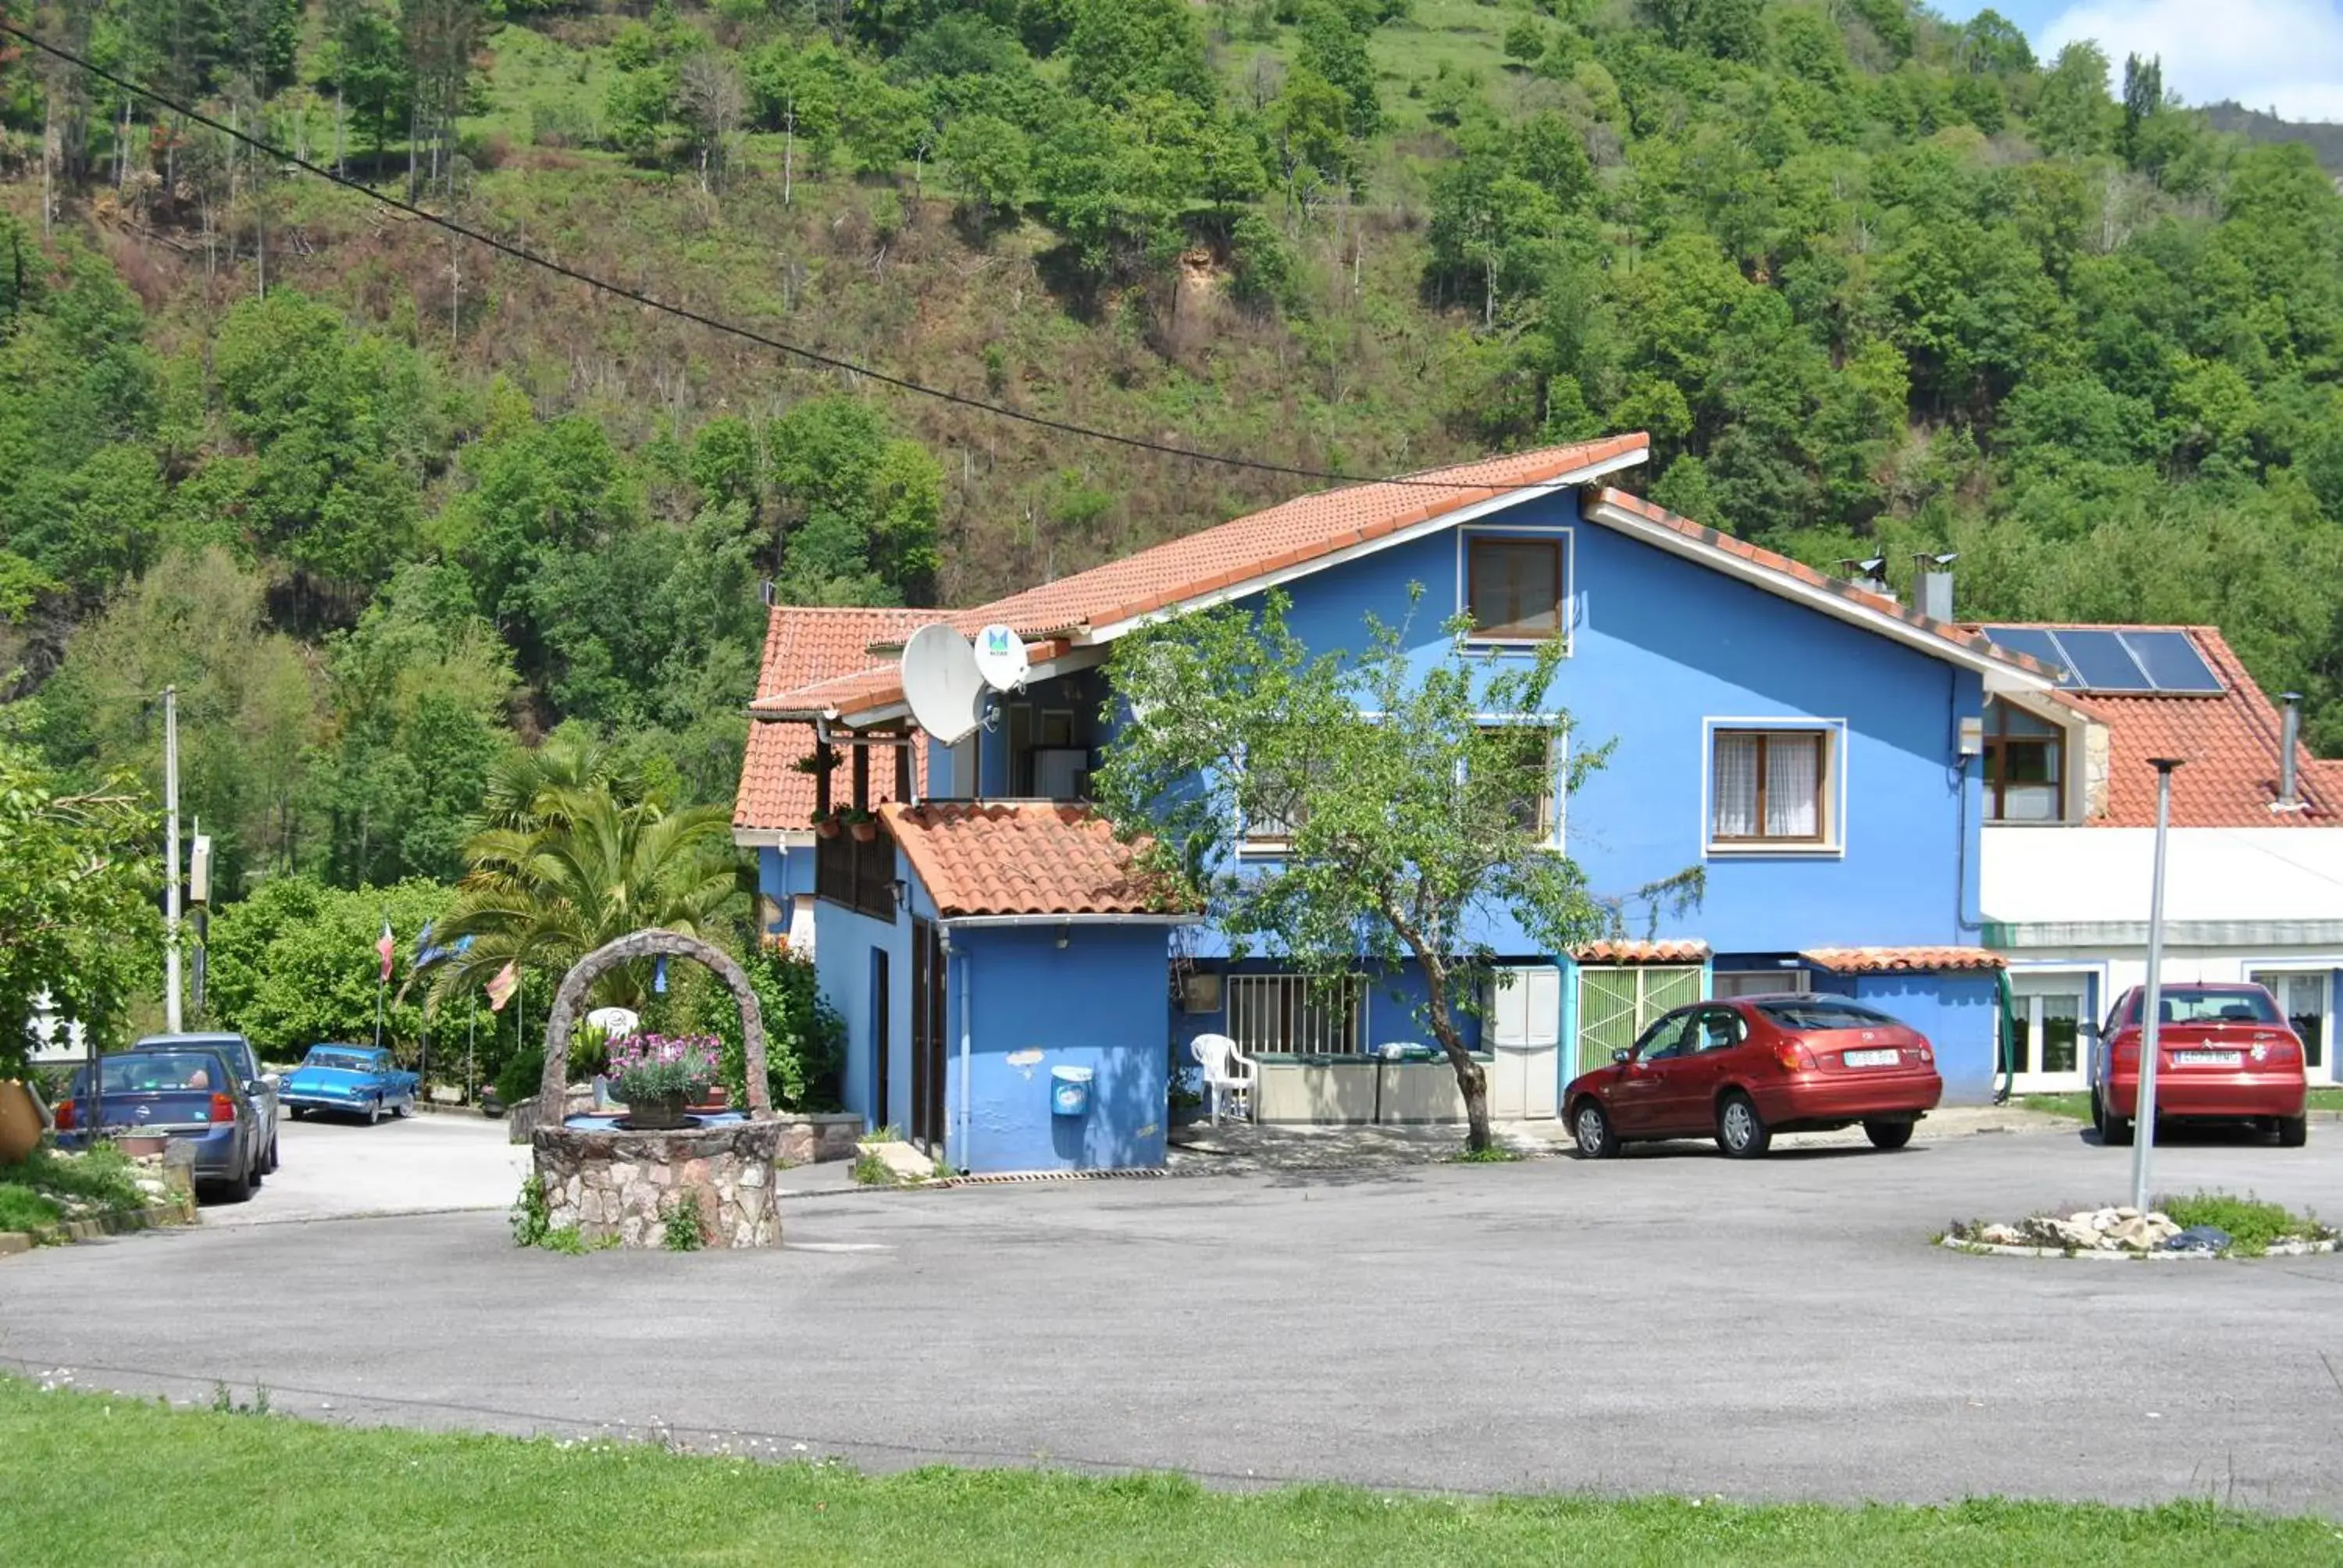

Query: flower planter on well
(848, 820), (878, 843)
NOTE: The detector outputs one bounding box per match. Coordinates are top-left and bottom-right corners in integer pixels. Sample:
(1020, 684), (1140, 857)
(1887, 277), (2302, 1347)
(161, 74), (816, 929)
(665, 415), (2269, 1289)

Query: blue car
(56, 1049), (264, 1203)
(281, 1045), (419, 1125)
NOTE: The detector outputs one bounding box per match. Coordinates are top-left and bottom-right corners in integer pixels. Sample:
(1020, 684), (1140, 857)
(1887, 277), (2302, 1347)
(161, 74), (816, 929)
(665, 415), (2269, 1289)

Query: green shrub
(659, 1195), (706, 1251)
(2157, 1191), (2330, 1256)
(0, 1185), (62, 1233)
(695, 944), (845, 1112)
(0, 1145), (144, 1213)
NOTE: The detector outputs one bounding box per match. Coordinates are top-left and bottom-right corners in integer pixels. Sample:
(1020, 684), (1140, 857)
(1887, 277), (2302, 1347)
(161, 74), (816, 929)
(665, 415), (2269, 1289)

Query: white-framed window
(2010, 970), (2093, 1090)
(1457, 527), (1571, 647)
(1225, 973), (1364, 1057)
(2246, 968), (2334, 1083)
(1704, 720), (1846, 854)
(1983, 700), (2065, 823)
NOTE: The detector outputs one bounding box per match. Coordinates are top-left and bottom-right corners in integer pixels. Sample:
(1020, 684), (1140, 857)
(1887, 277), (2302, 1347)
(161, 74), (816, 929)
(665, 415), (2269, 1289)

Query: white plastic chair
(1190, 1033), (1257, 1126)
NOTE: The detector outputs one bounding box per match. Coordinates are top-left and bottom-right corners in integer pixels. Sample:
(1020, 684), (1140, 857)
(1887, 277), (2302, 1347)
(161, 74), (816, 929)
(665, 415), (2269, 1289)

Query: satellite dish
(972, 623), (1030, 693)
(900, 623), (987, 745)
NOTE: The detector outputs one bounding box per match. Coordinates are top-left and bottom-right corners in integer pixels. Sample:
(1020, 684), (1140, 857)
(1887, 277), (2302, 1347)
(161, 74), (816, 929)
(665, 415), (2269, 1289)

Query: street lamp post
(2130, 758), (2184, 1215)
(163, 684), (182, 1034)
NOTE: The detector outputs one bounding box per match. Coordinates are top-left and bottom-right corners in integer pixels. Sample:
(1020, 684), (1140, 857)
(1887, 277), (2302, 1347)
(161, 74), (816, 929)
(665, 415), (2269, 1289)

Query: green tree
(2033, 41), (2111, 159)
(429, 756), (744, 1014)
(0, 742), (159, 1068)
(34, 548), (321, 893)
(1296, 2), (1380, 137)
(1062, 0), (1214, 110)
(769, 397), (944, 606)
(204, 875), (452, 1062)
(1095, 591), (1630, 1153)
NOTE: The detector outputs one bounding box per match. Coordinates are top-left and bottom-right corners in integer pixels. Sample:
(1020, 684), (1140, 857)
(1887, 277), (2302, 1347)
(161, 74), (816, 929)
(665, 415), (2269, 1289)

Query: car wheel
(2278, 1114), (2309, 1148)
(266, 1135), (280, 1174)
(394, 1097), (413, 1118)
(1572, 1099), (1620, 1160)
(2099, 1092), (2134, 1146)
(1863, 1118), (1915, 1151)
(366, 1096), (381, 1126)
(1716, 1092), (1771, 1159)
(211, 1169), (253, 1206)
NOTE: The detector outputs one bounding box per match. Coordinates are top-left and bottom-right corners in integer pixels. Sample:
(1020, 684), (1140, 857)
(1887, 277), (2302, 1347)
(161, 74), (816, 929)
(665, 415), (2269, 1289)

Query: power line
(0, 21), (1616, 496)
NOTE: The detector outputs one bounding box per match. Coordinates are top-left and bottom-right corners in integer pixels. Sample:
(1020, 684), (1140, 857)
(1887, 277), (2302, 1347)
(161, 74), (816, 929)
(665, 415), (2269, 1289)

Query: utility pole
(2130, 758), (2184, 1214)
(164, 684), (183, 1034)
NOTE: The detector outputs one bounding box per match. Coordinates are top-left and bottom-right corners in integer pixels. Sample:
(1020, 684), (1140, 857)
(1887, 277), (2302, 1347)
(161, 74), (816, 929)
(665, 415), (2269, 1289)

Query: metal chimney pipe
(2280, 693), (2302, 807)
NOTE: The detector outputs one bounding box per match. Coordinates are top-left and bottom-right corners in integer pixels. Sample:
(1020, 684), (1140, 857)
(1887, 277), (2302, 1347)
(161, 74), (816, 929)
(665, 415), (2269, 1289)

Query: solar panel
(1981, 627), (2080, 686)
(2121, 630), (2223, 693)
(2052, 629), (2154, 690)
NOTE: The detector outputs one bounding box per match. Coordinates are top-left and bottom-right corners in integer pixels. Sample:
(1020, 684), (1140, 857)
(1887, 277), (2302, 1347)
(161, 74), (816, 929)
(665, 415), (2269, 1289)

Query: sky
(1930, 0), (2343, 122)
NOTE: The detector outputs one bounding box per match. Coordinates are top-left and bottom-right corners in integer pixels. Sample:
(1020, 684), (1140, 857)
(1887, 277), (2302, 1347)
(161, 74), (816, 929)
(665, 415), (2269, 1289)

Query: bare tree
(673, 50), (747, 195)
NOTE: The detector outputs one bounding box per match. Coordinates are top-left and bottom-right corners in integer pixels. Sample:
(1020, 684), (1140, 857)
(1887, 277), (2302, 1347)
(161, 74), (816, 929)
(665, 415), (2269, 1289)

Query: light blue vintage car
(280, 1045), (419, 1125)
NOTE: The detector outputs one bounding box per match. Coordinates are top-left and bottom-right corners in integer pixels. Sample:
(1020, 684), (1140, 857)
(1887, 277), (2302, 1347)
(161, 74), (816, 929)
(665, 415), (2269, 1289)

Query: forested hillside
(5, 0), (2343, 911)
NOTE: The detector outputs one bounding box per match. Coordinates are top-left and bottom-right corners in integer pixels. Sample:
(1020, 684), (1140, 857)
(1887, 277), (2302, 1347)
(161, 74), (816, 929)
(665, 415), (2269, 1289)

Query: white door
(1485, 967), (1560, 1121)
(2010, 974), (2088, 1093)
(2248, 970), (2333, 1084)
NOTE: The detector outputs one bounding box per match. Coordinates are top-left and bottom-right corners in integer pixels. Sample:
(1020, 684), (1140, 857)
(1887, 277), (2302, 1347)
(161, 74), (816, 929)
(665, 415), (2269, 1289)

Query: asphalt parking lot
(6, 1120), (2342, 1514)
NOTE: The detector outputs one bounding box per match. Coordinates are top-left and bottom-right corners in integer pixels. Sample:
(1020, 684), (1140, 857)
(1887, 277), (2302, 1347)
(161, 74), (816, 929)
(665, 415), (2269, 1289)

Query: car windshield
(1753, 1000), (1902, 1032)
(306, 1050), (377, 1072)
(72, 1054), (230, 1096)
(2132, 989), (2282, 1026)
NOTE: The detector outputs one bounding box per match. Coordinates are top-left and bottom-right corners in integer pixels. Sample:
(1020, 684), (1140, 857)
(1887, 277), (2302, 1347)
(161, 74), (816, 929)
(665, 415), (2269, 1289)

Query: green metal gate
(1575, 966), (1703, 1075)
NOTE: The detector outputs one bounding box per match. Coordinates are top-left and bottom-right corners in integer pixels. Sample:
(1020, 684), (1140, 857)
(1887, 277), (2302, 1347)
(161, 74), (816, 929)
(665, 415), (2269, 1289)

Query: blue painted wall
(1252, 490), (1984, 955)
(947, 923), (1170, 1171)
(756, 844), (816, 942)
(811, 850), (920, 1131)
(1846, 970), (2002, 1106)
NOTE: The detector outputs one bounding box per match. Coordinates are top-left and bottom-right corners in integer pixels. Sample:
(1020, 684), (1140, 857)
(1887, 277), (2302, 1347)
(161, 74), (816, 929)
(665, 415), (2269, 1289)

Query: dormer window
(1984, 703), (2063, 822)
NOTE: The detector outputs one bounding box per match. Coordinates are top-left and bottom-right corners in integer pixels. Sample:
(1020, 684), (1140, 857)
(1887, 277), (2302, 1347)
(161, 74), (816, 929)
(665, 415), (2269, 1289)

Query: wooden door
(910, 919), (949, 1153)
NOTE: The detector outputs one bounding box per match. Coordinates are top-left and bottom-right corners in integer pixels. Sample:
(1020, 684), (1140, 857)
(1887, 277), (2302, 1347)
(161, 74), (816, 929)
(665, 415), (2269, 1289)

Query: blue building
(737, 434), (2059, 1171)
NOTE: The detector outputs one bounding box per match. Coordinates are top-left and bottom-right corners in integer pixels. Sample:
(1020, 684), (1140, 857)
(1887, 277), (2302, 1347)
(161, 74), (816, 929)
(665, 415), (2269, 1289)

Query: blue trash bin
(1050, 1065), (1093, 1117)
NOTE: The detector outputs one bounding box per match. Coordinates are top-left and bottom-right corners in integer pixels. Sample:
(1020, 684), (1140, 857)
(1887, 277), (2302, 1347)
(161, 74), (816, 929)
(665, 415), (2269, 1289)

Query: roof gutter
(938, 912), (1206, 928)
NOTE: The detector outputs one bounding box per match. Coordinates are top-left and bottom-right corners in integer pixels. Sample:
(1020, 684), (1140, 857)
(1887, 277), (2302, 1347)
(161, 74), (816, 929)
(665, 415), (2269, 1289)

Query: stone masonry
(532, 1121), (783, 1249)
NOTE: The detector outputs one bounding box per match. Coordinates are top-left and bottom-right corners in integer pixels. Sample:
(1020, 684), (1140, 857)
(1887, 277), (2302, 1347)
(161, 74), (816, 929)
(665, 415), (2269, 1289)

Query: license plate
(2173, 1049), (2241, 1066)
(1842, 1049), (1900, 1068)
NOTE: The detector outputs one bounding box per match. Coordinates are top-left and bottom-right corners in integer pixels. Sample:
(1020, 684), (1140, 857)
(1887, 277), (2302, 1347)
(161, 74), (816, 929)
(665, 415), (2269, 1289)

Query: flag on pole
(376, 918), (396, 982)
(486, 960), (519, 1013)
(412, 920), (436, 963)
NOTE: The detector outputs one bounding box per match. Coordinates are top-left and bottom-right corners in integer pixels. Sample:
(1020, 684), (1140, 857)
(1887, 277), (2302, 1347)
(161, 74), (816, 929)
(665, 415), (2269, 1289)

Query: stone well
(533, 1120), (783, 1249)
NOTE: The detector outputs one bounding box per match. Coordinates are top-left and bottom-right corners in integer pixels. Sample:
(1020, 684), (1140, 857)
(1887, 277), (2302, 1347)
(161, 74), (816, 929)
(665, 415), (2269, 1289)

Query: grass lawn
(2021, 1089), (2343, 1121)
(2, 1379), (2336, 1566)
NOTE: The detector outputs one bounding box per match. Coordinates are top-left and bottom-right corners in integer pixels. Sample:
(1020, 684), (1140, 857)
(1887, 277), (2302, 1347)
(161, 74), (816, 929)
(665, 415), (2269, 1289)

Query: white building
(1977, 624), (2343, 1093)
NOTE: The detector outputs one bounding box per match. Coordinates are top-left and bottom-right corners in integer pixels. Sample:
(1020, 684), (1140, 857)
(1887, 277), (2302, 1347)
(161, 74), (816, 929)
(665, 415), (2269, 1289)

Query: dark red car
(1566, 995), (1943, 1159)
(2090, 983), (2308, 1148)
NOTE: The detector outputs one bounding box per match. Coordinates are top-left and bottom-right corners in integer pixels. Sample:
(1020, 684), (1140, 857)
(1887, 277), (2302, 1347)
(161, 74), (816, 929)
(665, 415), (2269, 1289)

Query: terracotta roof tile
(751, 436), (1651, 721)
(1802, 946), (2006, 974)
(1571, 939), (1712, 964)
(880, 803), (1197, 919)
(733, 607), (937, 834)
(2042, 626), (2337, 829)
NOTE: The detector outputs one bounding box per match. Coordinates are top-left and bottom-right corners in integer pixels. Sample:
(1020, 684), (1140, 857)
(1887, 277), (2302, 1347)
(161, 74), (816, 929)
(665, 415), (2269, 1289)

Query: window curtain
(1764, 734), (1821, 838)
(1713, 732), (1759, 837)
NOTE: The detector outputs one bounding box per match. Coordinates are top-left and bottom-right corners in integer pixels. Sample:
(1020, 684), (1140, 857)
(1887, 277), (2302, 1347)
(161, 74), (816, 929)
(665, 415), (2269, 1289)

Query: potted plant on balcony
(809, 807), (842, 840)
(607, 1032), (720, 1131)
(844, 807), (879, 843)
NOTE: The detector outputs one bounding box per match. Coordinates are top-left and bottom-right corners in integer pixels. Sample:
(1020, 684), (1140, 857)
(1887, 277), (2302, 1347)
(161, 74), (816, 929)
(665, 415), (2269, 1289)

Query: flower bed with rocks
(1944, 1192), (2336, 1260)
(0, 1143), (194, 1249)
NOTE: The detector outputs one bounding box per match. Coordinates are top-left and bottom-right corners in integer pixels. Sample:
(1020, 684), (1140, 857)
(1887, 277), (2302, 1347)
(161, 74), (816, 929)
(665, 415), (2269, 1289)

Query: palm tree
(430, 780), (743, 1013)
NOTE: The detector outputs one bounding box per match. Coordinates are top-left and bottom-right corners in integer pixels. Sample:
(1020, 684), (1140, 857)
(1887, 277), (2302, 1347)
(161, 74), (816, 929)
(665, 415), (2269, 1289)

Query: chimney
(2279, 692), (2302, 809)
(1839, 555), (1892, 600)
(1913, 552), (1957, 622)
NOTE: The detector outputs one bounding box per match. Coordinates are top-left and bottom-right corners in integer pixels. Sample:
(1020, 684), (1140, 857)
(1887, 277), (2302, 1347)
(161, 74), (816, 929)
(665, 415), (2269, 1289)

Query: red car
(2091, 983), (2308, 1148)
(1566, 995), (1943, 1159)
